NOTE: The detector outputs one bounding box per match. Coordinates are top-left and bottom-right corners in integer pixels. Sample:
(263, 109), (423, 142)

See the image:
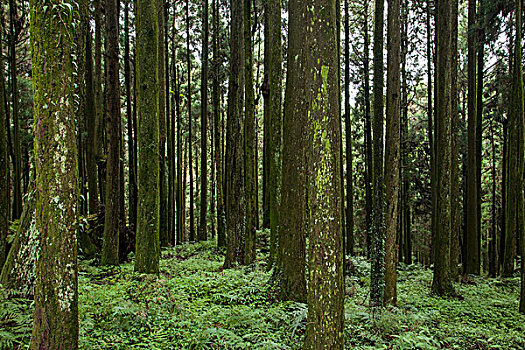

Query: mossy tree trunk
(278, 0), (308, 302)
(0, 16), (8, 270)
(244, 0), (257, 264)
(266, 0), (282, 271)
(224, 0), (245, 268)
(135, 0), (160, 274)
(432, 0), (454, 296)
(176, 63), (184, 245)
(102, 0), (122, 266)
(29, 1), (79, 347)
(303, 0), (344, 347)
(262, 4), (270, 231)
(371, 0), (386, 307)
(384, 0), (401, 306)
(199, 0), (210, 242)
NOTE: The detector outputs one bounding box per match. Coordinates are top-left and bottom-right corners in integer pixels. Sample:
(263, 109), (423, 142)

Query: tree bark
(303, 0), (344, 347)
(135, 0), (160, 273)
(29, 1), (79, 346)
(0, 16), (8, 270)
(186, 0), (195, 242)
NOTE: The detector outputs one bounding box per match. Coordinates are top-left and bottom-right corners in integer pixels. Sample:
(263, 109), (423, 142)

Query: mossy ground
(1, 236), (524, 349)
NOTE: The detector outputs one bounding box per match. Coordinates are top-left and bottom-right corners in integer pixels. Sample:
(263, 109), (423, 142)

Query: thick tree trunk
(135, 0), (160, 273)
(199, 0), (210, 242)
(371, 0), (385, 307)
(244, 0), (257, 264)
(304, 0), (344, 347)
(102, 0), (122, 266)
(278, 0), (308, 302)
(432, 0), (454, 296)
(267, 0), (282, 270)
(28, 1), (79, 346)
(384, 0), (401, 306)
(224, 0), (245, 268)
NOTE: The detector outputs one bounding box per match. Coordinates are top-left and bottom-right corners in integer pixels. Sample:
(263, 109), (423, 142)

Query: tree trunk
(344, 0), (354, 257)
(135, 0), (160, 274)
(29, 1), (79, 346)
(384, 0), (401, 306)
(262, 3), (270, 231)
(465, 0), (479, 275)
(371, 0), (385, 307)
(0, 16), (8, 270)
(267, 0), (282, 270)
(213, 0), (226, 248)
(199, 0), (210, 242)
(176, 63), (184, 245)
(304, 0), (344, 347)
(244, 0), (257, 264)
(432, 0), (454, 296)
(278, 0), (308, 302)
(186, 0), (195, 243)
(102, 0), (122, 266)
(224, 0), (245, 268)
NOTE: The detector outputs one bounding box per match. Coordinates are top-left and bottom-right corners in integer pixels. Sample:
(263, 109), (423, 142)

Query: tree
(344, 0), (354, 257)
(186, 0), (196, 243)
(29, 1), (79, 347)
(465, 0), (479, 275)
(371, 0), (386, 306)
(0, 15), (8, 270)
(432, 0), (454, 296)
(9, 0), (22, 221)
(507, 0), (524, 313)
(199, 0), (210, 242)
(101, 0), (122, 266)
(213, 0), (225, 248)
(384, 0), (401, 306)
(278, 0), (308, 302)
(135, 0), (160, 274)
(224, 0), (245, 268)
(303, 0), (344, 347)
(244, 0), (257, 264)
(159, 0), (168, 247)
(267, 0), (282, 270)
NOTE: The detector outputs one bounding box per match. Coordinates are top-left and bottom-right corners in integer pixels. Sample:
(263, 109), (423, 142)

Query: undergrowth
(1, 238), (524, 349)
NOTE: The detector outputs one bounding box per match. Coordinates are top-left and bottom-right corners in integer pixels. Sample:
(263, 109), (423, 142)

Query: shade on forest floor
(1, 238), (524, 349)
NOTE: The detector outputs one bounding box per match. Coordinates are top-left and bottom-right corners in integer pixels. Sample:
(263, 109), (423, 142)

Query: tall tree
(213, 0), (225, 248)
(507, 0), (524, 313)
(29, 0), (79, 346)
(371, 0), (386, 306)
(432, 0), (454, 296)
(244, 0), (257, 263)
(303, 0), (344, 347)
(465, 0), (480, 275)
(101, 0), (122, 266)
(224, 0), (245, 268)
(86, 23), (99, 215)
(199, 0), (210, 242)
(9, 0), (22, 220)
(344, 0), (354, 257)
(135, 0), (160, 274)
(267, 0), (282, 270)
(124, 0), (137, 228)
(186, 0), (195, 242)
(158, 0), (168, 247)
(176, 63), (184, 245)
(0, 15), (8, 269)
(278, 0), (308, 302)
(384, 0), (401, 306)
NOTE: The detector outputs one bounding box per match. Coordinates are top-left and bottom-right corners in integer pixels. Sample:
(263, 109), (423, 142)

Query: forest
(0, 0), (524, 348)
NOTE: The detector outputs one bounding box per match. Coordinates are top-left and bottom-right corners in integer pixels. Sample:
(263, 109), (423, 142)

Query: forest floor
(1, 235), (524, 350)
